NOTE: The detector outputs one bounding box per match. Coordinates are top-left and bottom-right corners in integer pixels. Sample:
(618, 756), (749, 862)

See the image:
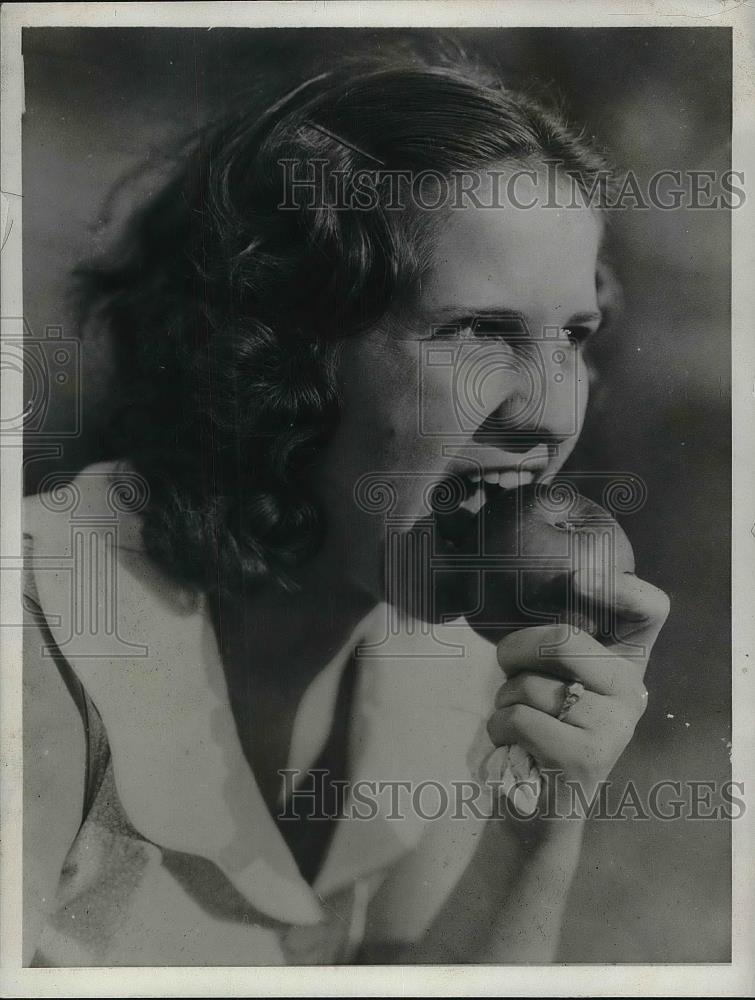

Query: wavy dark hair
(76, 47), (616, 599)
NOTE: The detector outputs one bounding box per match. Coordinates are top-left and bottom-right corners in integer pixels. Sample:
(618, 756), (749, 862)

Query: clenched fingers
(497, 624), (649, 705)
(486, 703), (592, 774)
(495, 672), (599, 729)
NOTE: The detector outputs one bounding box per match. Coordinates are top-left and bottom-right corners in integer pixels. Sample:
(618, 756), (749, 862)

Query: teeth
(460, 479), (486, 514)
(499, 470), (534, 490)
(465, 488), (487, 514)
(458, 468), (537, 506)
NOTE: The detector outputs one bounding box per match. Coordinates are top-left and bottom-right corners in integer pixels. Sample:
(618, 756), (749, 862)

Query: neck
(213, 546), (378, 695)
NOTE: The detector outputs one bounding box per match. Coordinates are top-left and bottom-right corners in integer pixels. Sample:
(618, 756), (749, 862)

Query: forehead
(418, 170), (603, 320)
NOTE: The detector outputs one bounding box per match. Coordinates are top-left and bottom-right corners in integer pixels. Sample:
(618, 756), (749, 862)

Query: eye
(562, 324), (602, 348)
(470, 316), (528, 340)
(431, 315), (529, 342)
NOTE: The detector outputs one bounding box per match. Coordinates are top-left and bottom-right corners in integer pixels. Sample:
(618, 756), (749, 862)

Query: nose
(472, 331), (586, 448)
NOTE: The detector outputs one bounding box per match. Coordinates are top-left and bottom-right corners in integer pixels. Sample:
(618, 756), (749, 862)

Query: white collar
(25, 461), (498, 924)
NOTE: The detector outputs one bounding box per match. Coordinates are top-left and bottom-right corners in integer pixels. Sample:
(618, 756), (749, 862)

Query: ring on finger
(557, 680), (585, 723)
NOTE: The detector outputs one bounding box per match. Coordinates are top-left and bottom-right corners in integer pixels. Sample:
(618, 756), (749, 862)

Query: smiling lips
(445, 443), (552, 500)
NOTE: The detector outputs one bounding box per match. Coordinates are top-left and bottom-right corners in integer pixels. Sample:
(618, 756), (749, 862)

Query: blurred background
(21, 26), (731, 962)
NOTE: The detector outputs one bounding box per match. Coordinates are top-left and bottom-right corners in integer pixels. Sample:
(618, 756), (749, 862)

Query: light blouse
(23, 461), (500, 966)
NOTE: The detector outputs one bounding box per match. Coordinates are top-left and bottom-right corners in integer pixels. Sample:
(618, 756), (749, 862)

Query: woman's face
(313, 167), (604, 602)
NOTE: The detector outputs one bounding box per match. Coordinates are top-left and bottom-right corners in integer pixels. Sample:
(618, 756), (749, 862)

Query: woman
(23, 51), (670, 965)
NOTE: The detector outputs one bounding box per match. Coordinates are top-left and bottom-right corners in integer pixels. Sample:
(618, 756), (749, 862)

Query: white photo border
(1, 2), (753, 996)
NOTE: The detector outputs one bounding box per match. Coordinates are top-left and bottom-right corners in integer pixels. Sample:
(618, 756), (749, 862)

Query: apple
(432, 484), (636, 646)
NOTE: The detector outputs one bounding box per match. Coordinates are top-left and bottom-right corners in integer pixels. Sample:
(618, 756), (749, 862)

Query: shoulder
(22, 507), (89, 823)
(21, 467), (143, 959)
(22, 460), (151, 652)
(23, 460), (145, 548)
(22, 521), (89, 963)
(20, 459), (150, 785)
(22, 562), (88, 803)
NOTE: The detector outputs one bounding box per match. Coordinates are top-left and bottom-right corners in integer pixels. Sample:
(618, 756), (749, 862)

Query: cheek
(339, 341), (440, 468)
(551, 353), (590, 469)
(419, 343), (524, 438)
(338, 353), (456, 524)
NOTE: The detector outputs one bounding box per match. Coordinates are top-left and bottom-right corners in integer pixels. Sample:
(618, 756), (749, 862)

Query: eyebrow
(565, 311), (603, 325)
(431, 307), (603, 327)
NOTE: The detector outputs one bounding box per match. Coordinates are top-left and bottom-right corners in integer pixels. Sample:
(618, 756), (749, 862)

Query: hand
(486, 570), (670, 800)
